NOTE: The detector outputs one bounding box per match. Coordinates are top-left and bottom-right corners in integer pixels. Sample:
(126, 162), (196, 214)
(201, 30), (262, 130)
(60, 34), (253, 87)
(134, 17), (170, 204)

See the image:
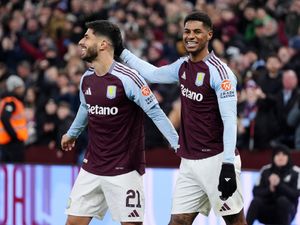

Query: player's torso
(82, 72), (134, 124)
(81, 72), (145, 176)
(178, 59), (223, 159)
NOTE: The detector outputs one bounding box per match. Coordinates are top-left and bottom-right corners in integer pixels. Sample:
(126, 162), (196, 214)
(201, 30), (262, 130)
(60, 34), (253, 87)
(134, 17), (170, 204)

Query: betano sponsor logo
(180, 84), (203, 102)
(87, 104), (118, 115)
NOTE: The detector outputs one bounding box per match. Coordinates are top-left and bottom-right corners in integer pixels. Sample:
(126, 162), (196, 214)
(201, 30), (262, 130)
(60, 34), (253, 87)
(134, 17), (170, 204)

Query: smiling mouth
(80, 46), (87, 56)
(185, 41), (198, 48)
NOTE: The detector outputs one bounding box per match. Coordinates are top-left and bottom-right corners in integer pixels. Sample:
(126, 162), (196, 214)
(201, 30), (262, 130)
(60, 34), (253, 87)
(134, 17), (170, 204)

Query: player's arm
(212, 71), (237, 163)
(118, 71), (179, 150)
(211, 64), (238, 200)
(61, 76), (88, 151)
(218, 101), (237, 164)
(145, 104), (179, 150)
(120, 49), (183, 84)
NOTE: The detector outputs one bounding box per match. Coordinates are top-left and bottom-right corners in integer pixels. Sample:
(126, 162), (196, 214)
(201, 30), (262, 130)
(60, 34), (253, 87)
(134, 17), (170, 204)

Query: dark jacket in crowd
(246, 147), (300, 225)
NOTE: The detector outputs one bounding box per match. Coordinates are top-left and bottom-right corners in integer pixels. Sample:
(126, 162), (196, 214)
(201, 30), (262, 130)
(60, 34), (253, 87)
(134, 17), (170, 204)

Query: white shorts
(65, 169), (144, 222)
(171, 153), (244, 217)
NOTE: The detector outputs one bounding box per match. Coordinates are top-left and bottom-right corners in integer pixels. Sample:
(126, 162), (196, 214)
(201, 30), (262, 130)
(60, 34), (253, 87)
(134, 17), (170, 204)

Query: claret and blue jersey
(68, 62), (159, 176)
(121, 50), (238, 164)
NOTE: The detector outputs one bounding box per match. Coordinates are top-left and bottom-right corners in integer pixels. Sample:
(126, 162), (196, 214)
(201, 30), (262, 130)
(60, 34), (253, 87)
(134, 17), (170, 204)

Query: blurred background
(0, 0), (300, 224)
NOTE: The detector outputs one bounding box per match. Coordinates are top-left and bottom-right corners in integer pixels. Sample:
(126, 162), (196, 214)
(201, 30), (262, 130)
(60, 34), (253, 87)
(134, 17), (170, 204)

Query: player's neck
(92, 54), (114, 76)
(189, 49), (210, 62)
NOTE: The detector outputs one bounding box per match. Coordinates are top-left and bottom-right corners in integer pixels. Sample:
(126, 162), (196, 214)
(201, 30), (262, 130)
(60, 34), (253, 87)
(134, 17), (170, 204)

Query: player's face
(183, 21), (212, 56)
(78, 28), (98, 63)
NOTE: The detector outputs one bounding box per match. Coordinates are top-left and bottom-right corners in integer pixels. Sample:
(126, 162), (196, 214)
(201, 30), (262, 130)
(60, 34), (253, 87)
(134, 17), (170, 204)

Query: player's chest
(178, 63), (212, 100)
(82, 76), (125, 106)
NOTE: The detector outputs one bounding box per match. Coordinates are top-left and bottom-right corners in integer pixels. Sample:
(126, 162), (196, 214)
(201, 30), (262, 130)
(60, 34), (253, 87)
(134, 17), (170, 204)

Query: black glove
(218, 163), (237, 201)
(114, 39), (124, 59)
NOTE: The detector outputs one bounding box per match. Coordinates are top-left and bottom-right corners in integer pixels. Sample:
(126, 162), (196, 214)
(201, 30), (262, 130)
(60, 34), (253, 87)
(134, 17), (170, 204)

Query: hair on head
(85, 20), (122, 50)
(184, 11), (213, 30)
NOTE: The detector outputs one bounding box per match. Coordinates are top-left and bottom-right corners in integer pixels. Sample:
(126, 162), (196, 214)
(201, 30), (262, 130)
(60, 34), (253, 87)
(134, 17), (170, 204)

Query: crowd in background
(1, 0), (300, 163)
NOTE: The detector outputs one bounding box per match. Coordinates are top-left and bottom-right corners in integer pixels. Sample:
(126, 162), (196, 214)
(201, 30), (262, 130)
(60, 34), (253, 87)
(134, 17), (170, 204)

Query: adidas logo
(181, 71), (186, 79)
(128, 209), (139, 218)
(219, 203), (231, 212)
(85, 87), (92, 95)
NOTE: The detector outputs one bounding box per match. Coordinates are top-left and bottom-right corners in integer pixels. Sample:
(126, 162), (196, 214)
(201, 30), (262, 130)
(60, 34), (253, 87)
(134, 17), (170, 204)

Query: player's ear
(99, 39), (111, 50)
(97, 39), (106, 51)
(207, 30), (213, 41)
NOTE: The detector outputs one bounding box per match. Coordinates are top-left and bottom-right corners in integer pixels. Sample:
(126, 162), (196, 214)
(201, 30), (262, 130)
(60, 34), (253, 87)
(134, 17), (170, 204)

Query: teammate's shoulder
(111, 62), (145, 87)
(112, 61), (139, 75)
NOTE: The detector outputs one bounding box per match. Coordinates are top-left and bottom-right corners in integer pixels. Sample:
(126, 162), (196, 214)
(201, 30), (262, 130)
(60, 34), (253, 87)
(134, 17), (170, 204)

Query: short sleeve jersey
(80, 62), (158, 176)
(177, 52), (237, 159)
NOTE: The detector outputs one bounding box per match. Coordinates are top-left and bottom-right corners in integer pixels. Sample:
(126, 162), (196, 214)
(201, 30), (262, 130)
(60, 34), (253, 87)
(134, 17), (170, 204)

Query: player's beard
(82, 44), (98, 63)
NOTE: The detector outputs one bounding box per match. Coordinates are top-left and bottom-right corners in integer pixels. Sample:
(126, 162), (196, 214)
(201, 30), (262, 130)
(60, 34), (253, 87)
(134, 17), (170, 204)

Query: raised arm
(120, 49), (184, 84)
(145, 104), (179, 150)
(116, 69), (179, 150)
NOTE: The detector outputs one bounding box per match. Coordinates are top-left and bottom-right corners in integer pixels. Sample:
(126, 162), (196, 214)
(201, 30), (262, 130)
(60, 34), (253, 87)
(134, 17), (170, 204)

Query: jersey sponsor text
(180, 84), (203, 102)
(87, 104), (118, 115)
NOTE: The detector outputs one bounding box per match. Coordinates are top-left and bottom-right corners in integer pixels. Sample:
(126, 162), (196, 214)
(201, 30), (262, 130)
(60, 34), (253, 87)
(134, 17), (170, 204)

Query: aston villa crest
(195, 72), (205, 86)
(106, 85), (117, 99)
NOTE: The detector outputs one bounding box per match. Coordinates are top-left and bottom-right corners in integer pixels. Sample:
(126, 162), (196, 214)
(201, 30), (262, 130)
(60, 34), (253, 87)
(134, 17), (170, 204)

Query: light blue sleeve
(66, 76), (88, 138)
(210, 64), (237, 164)
(115, 71), (179, 149)
(146, 104), (179, 149)
(218, 101), (237, 164)
(115, 70), (158, 112)
(120, 49), (184, 84)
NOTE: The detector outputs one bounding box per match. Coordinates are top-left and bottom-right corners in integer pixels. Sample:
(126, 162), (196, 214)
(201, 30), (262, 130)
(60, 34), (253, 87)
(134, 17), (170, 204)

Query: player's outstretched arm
(115, 64), (179, 151)
(120, 49), (183, 84)
(145, 104), (179, 152)
(61, 103), (88, 151)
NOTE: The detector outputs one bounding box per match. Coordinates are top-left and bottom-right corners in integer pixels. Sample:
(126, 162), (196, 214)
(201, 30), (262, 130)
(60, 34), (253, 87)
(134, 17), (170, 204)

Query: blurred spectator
(273, 69), (300, 148)
(253, 7), (280, 58)
(237, 80), (279, 150)
(0, 62), (10, 96)
(168, 98), (181, 130)
(24, 86), (37, 146)
(55, 101), (74, 157)
(285, 0), (300, 39)
(36, 98), (58, 149)
(288, 98), (300, 150)
(0, 75), (28, 162)
(239, 4), (257, 43)
(256, 54), (282, 97)
(246, 146), (300, 225)
(16, 60), (34, 86)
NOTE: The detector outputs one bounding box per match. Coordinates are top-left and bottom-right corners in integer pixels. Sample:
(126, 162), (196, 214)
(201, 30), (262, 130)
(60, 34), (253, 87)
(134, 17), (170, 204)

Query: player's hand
(172, 144), (180, 153)
(218, 163), (237, 201)
(61, 134), (76, 151)
(114, 39), (124, 58)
